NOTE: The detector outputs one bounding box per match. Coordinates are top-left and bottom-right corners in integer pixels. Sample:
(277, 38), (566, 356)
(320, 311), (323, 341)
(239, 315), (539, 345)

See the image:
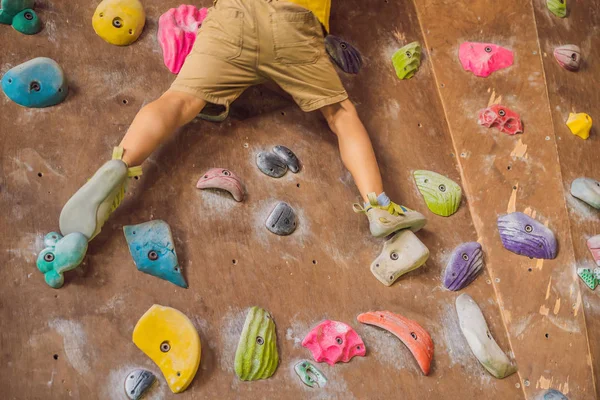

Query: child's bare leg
(120, 90), (207, 166)
(321, 100), (383, 202)
(321, 99), (427, 237)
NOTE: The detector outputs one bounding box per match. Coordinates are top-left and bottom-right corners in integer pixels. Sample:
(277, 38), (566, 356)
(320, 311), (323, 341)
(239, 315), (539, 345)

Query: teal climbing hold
(123, 220), (187, 288)
(0, 0), (41, 34)
(1, 58), (68, 108)
(36, 232), (88, 289)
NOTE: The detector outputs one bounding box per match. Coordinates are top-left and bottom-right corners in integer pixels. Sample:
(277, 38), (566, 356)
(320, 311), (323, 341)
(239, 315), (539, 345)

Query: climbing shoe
(353, 192), (427, 238)
(59, 147), (142, 240)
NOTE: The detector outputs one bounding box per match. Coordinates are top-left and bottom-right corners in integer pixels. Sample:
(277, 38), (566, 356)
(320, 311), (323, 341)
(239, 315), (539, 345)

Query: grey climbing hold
(266, 202), (297, 235)
(256, 151), (287, 178)
(535, 389), (568, 400)
(273, 145), (301, 173)
(571, 177), (600, 209)
(124, 369), (156, 400)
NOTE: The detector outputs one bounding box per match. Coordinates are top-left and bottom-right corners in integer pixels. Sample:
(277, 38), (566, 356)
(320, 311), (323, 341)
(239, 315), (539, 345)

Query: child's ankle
(365, 192), (391, 208)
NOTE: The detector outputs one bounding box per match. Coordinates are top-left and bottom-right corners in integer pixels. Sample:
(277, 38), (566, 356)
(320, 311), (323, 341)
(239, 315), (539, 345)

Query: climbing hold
(577, 267), (600, 290)
(294, 360), (327, 388)
(497, 212), (557, 259)
(459, 42), (514, 78)
(413, 170), (462, 217)
(571, 177), (600, 209)
(36, 232), (88, 289)
(12, 8), (40, 34)
(1, 57), (68, 108)
(92, 0), (145, 46)
(325, 35), (363, 75)
(391, 41), (421, 80)
(535, 389), (569, 400)
(235, 306), (279, 381)
(443, 242), (484, 291)
(265, 202), (297, 236)
(302, 320), (366, 365)
(566, 112), (592, 140)
(587, 235), (600, 266)
(370, 229), (430, 287)
(124, 369), (156, 400)
(132, 305), (201, 393)
(554, 45), (581, 71)
(478, 104), (524, 135)
(256, 151), (288, 178)
(123, 220), (187, 288)
(547, 0), (567, 18)
(196, 168), (245, 202)
(455, 294), (517, 379)
(272, 145), (300, 173)
(0, 0), (34, 24)
(158, 5), (207, 74)
(357, 311), (434, 375)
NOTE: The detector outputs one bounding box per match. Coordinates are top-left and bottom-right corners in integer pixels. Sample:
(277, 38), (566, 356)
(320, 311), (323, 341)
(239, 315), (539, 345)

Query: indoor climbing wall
(0, 0), (597, 400)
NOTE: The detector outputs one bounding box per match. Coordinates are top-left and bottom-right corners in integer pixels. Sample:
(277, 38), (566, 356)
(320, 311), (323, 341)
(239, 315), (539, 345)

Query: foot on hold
(554, 45), (581, 71)
(294, 360), (327, 388)
(92, 0), (146, 46)
(497, 212), (558, 259)
(455, 294), (517, 379)
(357, 311), (434, 375)
(123, 220), (187, 288)
(124, 369), (156, 400)
(370, 230), (430, 286)
(196, 168), (245, 202)
(566, 113), (592, 140)
(413, 170), (462, 217)
(235, 307), (279, 381)
(443, 242), (484, 291)
(577, 268), (600, 290)
(60, 147), (141, 240)
(36, 232), (88, 289)
(325, 35), (363, 75)
(536, 389), (569, 400)
(1, 58), (68, 108)
(353, 193), (427, 238)
(302, 320), (366, 365)
(571, 177), (600, 209)
(133, 305), (201, 393)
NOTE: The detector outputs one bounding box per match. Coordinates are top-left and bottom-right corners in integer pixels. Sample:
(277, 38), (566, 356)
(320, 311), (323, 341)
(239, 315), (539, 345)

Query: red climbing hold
(302, 320), (366, 365)
(478, 104), (523, 135)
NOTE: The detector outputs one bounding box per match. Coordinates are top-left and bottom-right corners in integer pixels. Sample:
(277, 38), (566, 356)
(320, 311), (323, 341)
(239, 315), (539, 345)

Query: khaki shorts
(170, 0), (348, 113)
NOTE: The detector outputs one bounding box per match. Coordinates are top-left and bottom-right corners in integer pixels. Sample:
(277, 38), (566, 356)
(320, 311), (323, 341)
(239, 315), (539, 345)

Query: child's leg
(120, 90), (206, 166)
(320, 100), (383, 203)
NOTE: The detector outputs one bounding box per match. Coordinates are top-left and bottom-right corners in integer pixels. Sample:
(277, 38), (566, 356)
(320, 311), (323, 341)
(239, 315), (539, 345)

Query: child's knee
(322, 100), (357, 131)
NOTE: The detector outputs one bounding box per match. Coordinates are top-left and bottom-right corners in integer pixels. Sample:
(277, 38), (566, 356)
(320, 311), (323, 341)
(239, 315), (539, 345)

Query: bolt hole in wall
(38, 172), (42, 177)
(232, 259), (237, 265)
(122, 99), (128, 105)
(312, 260), (317, 265)
(418, 123), (422, 128)
(296, 183), (300, 188)
(545, 333), (549, 339)
(53, 354), (58, 360)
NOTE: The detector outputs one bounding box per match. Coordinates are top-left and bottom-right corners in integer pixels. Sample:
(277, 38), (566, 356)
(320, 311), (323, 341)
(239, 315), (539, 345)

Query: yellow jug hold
(92, 0), (145, 46)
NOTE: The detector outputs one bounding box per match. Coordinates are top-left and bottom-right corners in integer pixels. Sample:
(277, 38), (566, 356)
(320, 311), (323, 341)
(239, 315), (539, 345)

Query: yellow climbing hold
(132, 305), (201, 393)
(566, 112), (592, 140)
(92, 0), (145, 46)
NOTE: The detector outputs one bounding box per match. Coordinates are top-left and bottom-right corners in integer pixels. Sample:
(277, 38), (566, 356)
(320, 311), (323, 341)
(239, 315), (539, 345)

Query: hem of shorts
(299, 92), (349, 112)
(169, 84), (229, 107)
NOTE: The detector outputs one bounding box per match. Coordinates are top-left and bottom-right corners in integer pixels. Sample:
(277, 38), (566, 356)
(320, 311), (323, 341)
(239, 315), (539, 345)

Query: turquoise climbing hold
(0, 0), (34, 24)
(36, 232), (88, 289)
(123, 220), (187, 288)
(1, 57), (68, 108)
(12, 9), (40, 34)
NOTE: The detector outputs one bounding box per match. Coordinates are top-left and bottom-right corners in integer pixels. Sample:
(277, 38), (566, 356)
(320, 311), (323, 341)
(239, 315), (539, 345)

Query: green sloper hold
(12, 9), (40, 34)
(0, 0), (34, 24)
(547, 0), (566, 18)
(414, 170), (462, 217)
(577, 268), (598, 290)
(392, 41), (421, 80)
(235, 307), (279, 381)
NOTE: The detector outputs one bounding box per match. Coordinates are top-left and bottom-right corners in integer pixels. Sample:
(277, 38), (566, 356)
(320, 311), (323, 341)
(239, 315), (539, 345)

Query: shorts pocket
(271, 11), (322, 65)
(193, 8), (243, 61)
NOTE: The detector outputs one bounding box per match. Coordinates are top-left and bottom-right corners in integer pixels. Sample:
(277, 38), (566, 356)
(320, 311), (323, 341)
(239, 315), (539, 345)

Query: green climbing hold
(413, 170), (462, 217)
(12, 8), (40, 34)
(577, 268), (598, 290)
(0, 0), (34, 23)
(36, 232), (88, 289)
(294, 360), (327, 388)
(234, 306), (279, 381)
(392, 41), (421, 80)
(547, 0), (566, 18)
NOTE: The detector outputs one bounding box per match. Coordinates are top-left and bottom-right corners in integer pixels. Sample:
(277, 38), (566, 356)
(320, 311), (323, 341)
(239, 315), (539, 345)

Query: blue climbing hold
(36, 232), (88, 289)
(1, 57), (68, 108)
(123, 220), (187, 288)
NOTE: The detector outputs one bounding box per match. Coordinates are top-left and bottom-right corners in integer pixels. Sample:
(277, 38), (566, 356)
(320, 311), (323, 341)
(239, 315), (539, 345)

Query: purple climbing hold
(443, 242), (484, 291)
(497, 212), (557, 259)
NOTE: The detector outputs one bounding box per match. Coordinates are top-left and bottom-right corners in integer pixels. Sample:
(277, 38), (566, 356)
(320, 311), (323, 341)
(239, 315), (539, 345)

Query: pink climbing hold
(158, 5), (208, 74)
(196, 168), (245, 202)
(459, 42), (514, 78)
(478, 104), (523, 135)
(588, 235), (600, 267)
(302, 320), (366, 365)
